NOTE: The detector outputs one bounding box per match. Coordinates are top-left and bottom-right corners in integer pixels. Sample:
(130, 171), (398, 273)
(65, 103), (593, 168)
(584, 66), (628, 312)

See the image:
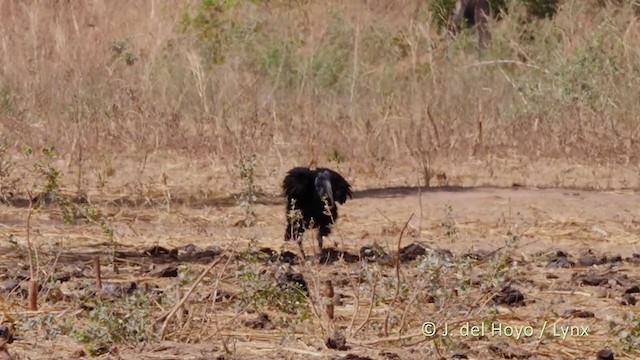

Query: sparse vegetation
(236, 254), (309, 316)
(73, 292), (156, 356)
(0, 0), (638, 359)
(236, 153), (257, 226)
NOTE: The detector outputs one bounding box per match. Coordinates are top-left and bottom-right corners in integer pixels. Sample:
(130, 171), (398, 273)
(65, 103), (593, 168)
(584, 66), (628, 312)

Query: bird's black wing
(282, 167), (315, 199)
(317, 167), (352, 204)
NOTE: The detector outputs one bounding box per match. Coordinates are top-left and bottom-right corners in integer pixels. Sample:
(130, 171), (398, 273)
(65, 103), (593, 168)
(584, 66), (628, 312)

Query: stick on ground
(158, 255), (224, 339)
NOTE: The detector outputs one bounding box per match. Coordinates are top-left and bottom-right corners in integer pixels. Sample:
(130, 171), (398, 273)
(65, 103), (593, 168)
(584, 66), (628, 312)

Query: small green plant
(25, 146), (76, 222)
(24, 145), (116, 261)
(326, 148), (346, 163)
(109, 38), (137, 66)
(178, 264), (195, 286)
(26, 146), (113, 231)
(416, 248), (472, 302)
(309, 12), (352, 90)
(177, 0), (249, 66)
(235, 153), (257, 226)
(0, 142), (15, 202)
(427, 0), (457, 30)
(257, 37), (302, 89)
(522, 0), (559, 19)
(16, 312), (72, 341)
(611, 314), (640, 352)
(235, 255), (308, 315)
(441, 202), (459, 242)
(286, 199), (303, 238)
(0, 87), (14, 115)
(73, 292), (155, 356)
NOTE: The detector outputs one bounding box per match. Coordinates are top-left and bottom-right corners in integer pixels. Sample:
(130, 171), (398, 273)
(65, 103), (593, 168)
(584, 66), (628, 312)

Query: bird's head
(314, 170), (334, 208)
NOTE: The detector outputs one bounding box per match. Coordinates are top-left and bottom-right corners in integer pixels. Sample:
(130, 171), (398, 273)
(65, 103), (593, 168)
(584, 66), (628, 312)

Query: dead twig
(158, 254), (225, 339)
(352, 273), (377, 337)
(322, 280), (334, 321)
(93, 256), (102, 290)
(383, 213), (414, 336)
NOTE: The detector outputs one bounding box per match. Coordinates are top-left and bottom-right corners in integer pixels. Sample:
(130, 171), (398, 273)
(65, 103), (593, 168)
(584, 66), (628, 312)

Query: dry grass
(0, 0), (639, 359)
(0, 0), (638, 194)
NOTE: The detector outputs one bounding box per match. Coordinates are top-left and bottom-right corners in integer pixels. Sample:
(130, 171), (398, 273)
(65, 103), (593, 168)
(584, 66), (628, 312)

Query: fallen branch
(158, 254), (225, 339)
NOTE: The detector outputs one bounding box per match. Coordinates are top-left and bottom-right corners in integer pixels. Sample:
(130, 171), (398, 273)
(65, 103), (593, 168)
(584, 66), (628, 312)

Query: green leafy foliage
(73, 292), (155, 356)
(235, 252), (308, 315)
(24, 145), (114, 240)
(177, 0), (250, 65)
(235, 153), (257, 227)
(522, 0), (559, 18)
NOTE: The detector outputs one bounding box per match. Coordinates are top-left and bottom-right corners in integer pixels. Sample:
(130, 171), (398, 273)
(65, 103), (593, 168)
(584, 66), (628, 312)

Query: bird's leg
(296, 239), (307, 263)
(284, 223), (293, 241)
(316, 231), (324, 253)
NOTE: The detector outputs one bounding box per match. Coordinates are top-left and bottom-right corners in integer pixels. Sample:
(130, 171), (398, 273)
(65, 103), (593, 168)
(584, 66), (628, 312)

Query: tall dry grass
(0, 0), (639, 196)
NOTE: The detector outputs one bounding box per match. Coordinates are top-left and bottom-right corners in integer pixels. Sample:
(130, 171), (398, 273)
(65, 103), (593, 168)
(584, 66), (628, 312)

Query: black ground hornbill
(282, 167), (352, 259)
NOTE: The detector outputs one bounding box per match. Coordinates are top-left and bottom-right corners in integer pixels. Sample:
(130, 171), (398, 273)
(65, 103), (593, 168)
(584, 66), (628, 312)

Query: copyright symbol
(422, 322), (436, 337)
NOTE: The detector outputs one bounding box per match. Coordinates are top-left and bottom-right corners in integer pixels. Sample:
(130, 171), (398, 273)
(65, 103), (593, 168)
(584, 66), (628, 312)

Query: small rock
(143, 246), (178, 259)
(379, 350), (401, 360)
(493, 285), (525, 306)
(276, 273), (308, 294)
(0, 324), (13, 343)
(149, 264), (178, 278)
(182, 243), (200, 254)
(340, 356), (372, 360)
(276, 251), (300, 265)
(488, 341), (531, 359)
(547, 251), (575, 268)
(572, 271), (611, 287)
(209, 290), (234, 303)
(319, 247), (359, 264)
(563, 309), (595, 318)
(326, 330), (348, 350)
(258, 247), (275, 256)
(359, 245), (379, 260)
(464, 248), (500, 261)
(52, 272), (73, 283)
(178, 244), (207, 260)
(595, 288), (615, 299)
(624, 285), (640, 294)
(596, 349), (614, 360)
(101, 282), (138, 298)
(70, 348), (87, 358)
(243, 313), (274, 330)
(398, 242), (427, 262)
(450, 350), (469, 359)
(621, 294), (637, 306)
(578, 255), (607, 267)
(46, 288), (65, 303)
(360, 244), (392, 264)
(0, 280), (19, 293)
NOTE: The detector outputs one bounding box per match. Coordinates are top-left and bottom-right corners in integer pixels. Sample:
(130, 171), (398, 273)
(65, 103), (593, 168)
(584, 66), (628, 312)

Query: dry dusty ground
(0, 159), (639, 360)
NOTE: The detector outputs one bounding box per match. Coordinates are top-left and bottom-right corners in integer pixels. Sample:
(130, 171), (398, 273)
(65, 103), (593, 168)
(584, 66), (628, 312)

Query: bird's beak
(321, 178), (334, 207)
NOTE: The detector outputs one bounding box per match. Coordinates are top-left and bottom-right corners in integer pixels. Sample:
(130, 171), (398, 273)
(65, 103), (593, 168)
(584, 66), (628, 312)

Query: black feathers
(282, 167), (352, 256)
